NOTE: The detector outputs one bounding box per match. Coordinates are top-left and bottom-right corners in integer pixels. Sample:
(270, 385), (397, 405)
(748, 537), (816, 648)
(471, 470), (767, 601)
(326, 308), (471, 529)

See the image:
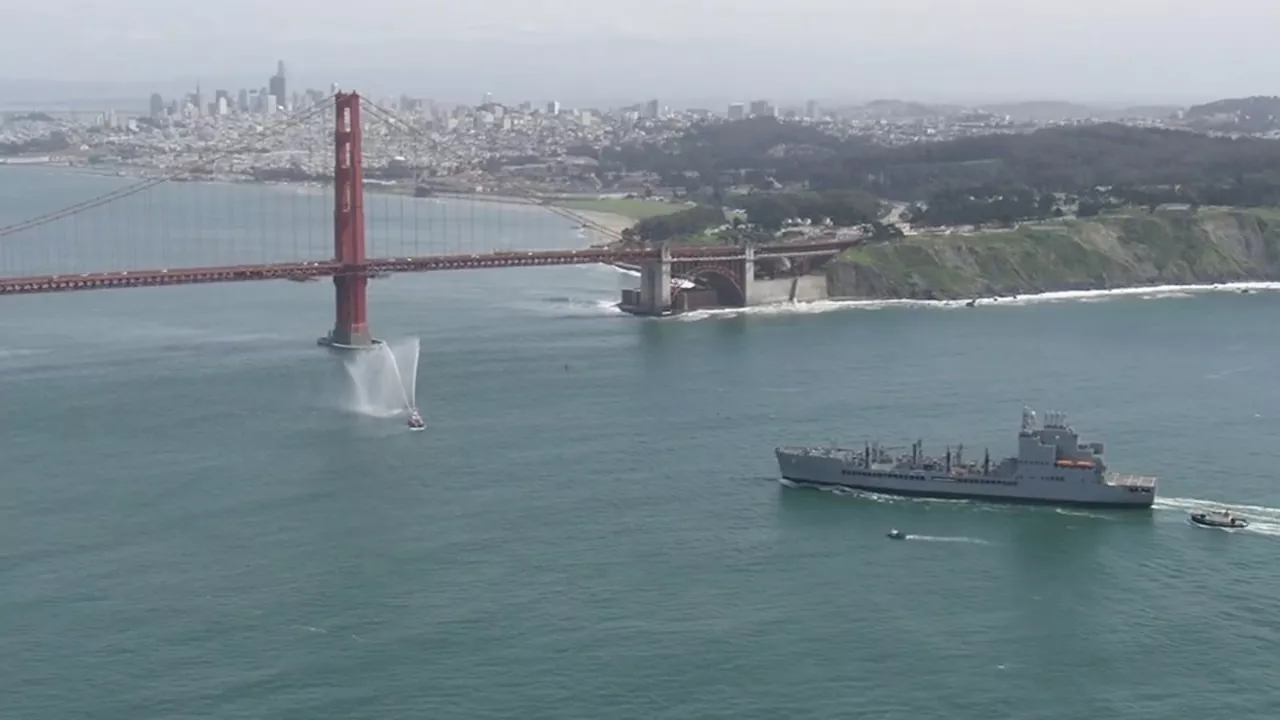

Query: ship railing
(777, 445), (862, 460)
(1105, 473), (1157, 489)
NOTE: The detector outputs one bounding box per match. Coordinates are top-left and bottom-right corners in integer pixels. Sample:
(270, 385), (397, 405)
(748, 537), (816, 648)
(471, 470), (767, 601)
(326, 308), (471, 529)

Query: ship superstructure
(775, 407), (1156, 507)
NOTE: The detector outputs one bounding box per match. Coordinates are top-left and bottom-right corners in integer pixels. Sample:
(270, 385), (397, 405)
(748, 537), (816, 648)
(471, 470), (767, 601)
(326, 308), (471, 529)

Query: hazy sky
(3, 0), (1278, 106)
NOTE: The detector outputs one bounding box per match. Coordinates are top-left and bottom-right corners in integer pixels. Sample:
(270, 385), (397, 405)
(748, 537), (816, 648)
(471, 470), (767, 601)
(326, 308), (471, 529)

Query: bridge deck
(0, 242), (856, 295)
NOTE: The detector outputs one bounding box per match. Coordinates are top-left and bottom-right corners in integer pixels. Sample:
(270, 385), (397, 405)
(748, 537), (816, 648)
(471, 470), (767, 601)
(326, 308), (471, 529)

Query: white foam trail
(782, 481), (978, 507)
(1205, 365), (1252, 380)
(1157, 496), (1280, 538)
(1055, 508), (1113, 521)
(906, 535), (990, 545)
(1156, 496), (1280, 518)
(669, 281), (1280, 322)
(0, 348), (49, 359)
(1244, 521), (1280, 537)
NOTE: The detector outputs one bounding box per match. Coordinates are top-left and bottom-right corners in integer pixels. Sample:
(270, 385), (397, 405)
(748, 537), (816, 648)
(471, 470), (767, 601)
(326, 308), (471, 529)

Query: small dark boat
(887, 528), (907, 540)
(1189, 509), (1247, 529)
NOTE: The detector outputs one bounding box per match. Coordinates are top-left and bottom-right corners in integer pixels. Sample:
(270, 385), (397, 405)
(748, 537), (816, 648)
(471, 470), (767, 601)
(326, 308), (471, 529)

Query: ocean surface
(2, 167), (1279, 718)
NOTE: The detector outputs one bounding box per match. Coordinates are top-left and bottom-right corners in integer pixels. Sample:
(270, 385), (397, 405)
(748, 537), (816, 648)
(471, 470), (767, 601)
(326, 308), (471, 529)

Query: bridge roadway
(0, 240), (856, 296)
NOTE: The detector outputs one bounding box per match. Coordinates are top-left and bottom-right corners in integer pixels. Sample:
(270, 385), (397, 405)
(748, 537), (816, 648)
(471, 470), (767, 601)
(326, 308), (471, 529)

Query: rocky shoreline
(824, 208), (1280, 301)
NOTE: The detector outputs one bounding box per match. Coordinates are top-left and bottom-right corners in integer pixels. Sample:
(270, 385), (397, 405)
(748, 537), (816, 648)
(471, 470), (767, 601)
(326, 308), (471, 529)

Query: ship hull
(777, 449), (1155, 508)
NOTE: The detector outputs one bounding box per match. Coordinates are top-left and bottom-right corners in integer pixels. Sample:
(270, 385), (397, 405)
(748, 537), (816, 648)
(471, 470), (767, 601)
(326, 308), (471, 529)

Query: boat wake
(903, 534), (990, 545)
(536, 296), (626, 317)
(1054, 508), (1114, 521)
(1156, 496), (1280, 537)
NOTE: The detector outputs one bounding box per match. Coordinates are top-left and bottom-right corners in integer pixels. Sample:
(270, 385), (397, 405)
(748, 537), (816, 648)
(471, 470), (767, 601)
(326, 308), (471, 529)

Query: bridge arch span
(673, 264), (745, 307)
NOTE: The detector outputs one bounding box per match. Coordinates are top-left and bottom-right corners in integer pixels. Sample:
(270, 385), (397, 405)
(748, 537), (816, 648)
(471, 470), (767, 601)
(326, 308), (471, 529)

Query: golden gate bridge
(0, 92), (855, 348)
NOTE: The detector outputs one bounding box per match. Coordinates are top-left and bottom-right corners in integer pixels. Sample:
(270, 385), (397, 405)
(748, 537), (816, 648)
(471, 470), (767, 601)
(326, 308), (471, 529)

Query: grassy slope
(833, 208), (1280, 298)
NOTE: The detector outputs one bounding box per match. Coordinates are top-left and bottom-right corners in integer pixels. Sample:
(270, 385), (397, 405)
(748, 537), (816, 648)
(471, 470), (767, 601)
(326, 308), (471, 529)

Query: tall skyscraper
(269, 61), (287, 111)
(643, 99), (659, 119)
(149, 93), (164, 118)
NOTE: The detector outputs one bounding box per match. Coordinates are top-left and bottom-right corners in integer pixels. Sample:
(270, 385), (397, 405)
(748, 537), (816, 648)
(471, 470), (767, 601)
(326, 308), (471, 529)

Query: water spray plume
(338, 337), (421, 417)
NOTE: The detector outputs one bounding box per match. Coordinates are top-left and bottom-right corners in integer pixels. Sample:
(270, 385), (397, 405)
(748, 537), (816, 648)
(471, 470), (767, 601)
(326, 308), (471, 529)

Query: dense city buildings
(3, 60), (1277, 201)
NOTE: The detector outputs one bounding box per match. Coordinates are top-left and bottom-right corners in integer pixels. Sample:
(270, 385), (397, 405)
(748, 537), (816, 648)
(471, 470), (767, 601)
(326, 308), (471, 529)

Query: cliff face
(827, 209), (1280, 300)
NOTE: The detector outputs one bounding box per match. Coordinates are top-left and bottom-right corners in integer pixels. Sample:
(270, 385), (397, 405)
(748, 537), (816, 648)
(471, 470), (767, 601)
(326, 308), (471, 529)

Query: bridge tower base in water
(318, 91), (380, 350)
(630, 245), (673, 316)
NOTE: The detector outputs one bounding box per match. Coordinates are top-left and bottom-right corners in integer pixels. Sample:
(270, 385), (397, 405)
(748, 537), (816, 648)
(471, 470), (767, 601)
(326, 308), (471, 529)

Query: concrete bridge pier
(637, 244), (672, 315)
(741, 245), (755, 304)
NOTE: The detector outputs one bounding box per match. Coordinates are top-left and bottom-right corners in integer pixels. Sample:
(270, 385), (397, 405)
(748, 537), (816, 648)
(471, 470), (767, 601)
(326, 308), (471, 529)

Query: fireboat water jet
(337, 336), (422, 425)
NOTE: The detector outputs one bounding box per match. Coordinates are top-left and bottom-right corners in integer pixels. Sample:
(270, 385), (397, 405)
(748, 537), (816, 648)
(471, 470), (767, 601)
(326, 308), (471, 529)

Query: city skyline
(0, 68), (1249, 116)
(3, 1), (1280, 107)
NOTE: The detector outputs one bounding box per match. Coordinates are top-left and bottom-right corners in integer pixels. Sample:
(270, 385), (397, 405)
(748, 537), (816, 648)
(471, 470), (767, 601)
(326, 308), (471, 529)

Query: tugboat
(1189, 508), (1248, 529)
(886, 528), (907, 540)
(406, 408), (425, 431)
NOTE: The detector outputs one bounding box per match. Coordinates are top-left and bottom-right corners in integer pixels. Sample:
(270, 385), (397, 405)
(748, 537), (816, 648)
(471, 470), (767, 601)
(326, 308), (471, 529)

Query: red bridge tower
(318, 91), (377, 350)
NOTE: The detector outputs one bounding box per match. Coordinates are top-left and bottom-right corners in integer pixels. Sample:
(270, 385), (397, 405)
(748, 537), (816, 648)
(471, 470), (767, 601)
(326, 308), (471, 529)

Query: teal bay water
(1, 167), (1279, 718)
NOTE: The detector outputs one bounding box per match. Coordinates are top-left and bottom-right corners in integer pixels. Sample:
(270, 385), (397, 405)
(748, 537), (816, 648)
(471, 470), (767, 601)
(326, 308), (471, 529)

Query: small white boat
(1189, 509), (1247, 529)
(887, 528), (907, 540)
(406, 408), (425, 431)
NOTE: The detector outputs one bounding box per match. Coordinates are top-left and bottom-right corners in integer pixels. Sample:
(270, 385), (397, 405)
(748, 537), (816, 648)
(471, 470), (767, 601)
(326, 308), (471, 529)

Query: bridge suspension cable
(0, 96), (337, 240)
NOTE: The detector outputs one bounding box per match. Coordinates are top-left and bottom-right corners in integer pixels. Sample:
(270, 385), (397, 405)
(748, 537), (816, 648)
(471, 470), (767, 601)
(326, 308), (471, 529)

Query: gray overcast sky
(3, 0), (1278, 106)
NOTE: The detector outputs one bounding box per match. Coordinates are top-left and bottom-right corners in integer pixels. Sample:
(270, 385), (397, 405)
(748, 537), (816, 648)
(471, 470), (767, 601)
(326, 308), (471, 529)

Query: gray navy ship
(776, 407), (1157, 508)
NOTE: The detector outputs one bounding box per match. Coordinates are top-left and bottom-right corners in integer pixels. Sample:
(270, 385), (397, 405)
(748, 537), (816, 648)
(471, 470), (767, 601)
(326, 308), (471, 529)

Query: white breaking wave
(669, 281), (1280, 322)
(577, 265), (1280, 324)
